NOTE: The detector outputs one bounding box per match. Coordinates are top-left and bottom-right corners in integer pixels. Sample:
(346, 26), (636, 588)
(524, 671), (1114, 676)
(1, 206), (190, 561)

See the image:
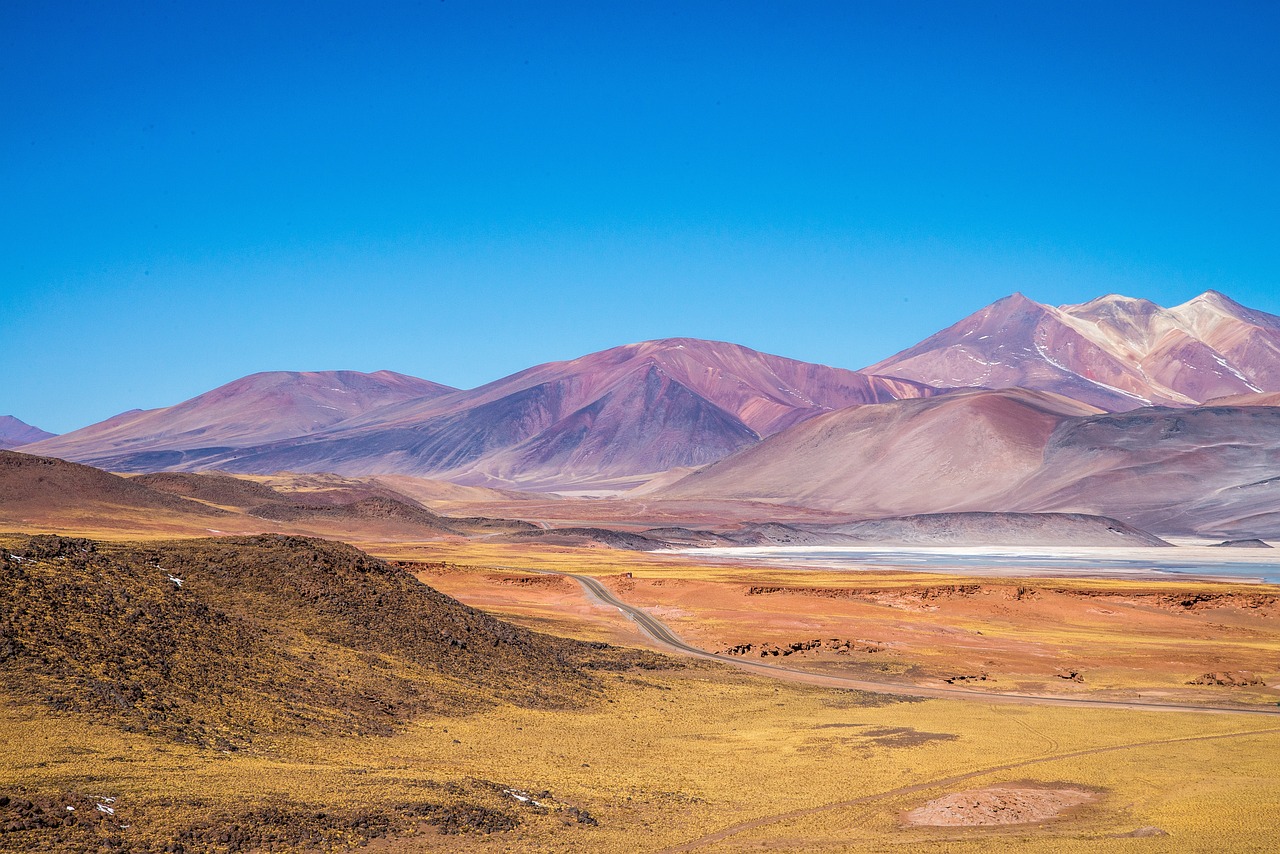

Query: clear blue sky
(4, 1), (1279, 433)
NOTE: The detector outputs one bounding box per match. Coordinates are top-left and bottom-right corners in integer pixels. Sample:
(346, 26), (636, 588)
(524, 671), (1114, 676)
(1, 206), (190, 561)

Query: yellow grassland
(3, 665), (1278, 852)
(4, 533), (1280, 850)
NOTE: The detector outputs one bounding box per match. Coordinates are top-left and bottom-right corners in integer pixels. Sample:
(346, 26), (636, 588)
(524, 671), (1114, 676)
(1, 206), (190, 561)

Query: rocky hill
(0, 534), (663, 750)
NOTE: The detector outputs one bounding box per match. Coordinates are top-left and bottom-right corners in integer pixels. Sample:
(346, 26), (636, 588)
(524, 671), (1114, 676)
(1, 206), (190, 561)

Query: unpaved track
(548, 569), (1280, 717)
(657, 725), (1280, 852)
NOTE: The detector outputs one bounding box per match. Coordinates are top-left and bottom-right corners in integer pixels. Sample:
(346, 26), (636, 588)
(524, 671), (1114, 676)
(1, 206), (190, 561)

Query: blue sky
(4, 1), (1279, 433)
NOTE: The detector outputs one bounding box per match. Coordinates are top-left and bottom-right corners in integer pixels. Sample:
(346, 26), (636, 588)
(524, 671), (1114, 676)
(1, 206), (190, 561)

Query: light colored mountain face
(1000, 405), (1280, 538)
(660, 388), (1103, 515)
(20, 371), (457, 462)
(867, 291), (1280, 411)
(661, 388), (1280, 538)
(19, 339), (936, 489)
(0, 416), (56, 449)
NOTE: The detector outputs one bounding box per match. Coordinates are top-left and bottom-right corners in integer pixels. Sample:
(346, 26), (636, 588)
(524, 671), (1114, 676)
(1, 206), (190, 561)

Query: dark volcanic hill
(0, 416), (55, 449)
(30, 339), (936, 490)
(0, 533), (659, 750)
(867, 291), (1280, 411)
(20, 370), (456, 467)
(821, 512), (1172, 548)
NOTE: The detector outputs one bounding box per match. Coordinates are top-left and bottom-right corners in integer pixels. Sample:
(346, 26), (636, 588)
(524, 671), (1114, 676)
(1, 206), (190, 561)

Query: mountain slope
(33, 339), (935, 489)
(1001, 404), (1280, 537)
(661, 394), (1280, 538)
(0, 450), (234, 532)
(660, 388), (1101, 515)
(868, 291), (1280, 410)
(0, 416), (55, 449)
(20, 370), (456, 467)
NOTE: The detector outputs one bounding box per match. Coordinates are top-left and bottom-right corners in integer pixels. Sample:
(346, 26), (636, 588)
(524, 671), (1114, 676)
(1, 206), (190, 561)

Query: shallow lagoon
(669, 545), (1280, 584)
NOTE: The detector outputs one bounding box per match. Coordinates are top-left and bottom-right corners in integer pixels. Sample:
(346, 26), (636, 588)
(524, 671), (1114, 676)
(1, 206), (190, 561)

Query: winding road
(546, 569), (1280, 718)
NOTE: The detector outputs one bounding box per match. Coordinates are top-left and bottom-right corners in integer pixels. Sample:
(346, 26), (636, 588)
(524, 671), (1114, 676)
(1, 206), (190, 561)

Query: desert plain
(5, 293), (1280, 851)
(2, 472), (1279, 853)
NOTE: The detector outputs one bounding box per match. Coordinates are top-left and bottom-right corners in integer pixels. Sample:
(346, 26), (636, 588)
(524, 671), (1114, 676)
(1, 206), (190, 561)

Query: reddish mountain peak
(1061, 293), (1164, 322)
(203, 369), (453, 399)
(1179, 289), (1249, 313)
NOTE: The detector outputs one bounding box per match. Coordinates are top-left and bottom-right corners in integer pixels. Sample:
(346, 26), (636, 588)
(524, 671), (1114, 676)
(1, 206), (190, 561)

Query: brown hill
(1204, 391), (1280, 407)
(660, 388), (1100, 516)
(0, 451), (231, 533)
(0, 533), (661, 750)
(131, 471), (287, 507)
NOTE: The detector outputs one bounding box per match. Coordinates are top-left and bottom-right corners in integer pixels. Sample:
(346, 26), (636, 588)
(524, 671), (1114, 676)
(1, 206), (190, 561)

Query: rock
(1187, 671), (1265, 687)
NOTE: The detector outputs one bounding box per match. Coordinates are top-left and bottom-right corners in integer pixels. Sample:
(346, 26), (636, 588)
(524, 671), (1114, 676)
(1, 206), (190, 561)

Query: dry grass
(2, 666), (1278, 851)
(4, 535), (1279, 851)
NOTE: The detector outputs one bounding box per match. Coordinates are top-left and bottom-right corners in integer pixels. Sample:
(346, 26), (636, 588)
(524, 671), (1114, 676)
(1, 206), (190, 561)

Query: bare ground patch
(903, 781), (1099, 827)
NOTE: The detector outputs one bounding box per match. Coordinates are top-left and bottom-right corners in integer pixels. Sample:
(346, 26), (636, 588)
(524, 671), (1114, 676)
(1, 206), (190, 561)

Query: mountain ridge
(21, 338), (936, 490)
(867, 290), (1280, 410)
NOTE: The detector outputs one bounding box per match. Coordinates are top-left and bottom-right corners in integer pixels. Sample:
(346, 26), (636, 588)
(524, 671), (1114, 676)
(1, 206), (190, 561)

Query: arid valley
(7, 6), (1280, 850)
(4, 291), (1280, 852)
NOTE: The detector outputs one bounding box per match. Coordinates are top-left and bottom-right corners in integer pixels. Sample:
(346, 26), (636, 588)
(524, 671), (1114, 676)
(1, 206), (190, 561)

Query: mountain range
(20, 339), (935, 490)
(11, 290), (1280, 535)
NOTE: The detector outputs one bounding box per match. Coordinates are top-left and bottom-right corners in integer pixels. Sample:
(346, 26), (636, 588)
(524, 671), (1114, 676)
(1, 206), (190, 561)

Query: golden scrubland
(3, 534), (1279, 852)
(4, 660), (1279, 852)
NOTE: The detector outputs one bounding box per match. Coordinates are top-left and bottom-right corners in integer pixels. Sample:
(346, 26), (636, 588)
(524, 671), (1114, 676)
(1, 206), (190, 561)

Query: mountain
(27, 339), (936, 490)
(867, 291), (1280, 410)
(1001, 404), (1280, 538)
(661, 394), (1280, 538)
(19, 370), (456, 469)
(660, 388), (1101, 515)
(0, 415), (55, 449)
